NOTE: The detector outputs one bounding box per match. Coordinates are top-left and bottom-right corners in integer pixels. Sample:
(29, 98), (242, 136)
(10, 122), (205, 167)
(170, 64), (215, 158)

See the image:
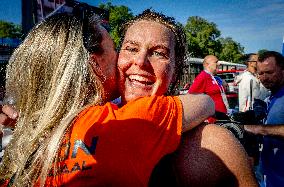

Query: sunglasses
(46, 1), (110, 32)
(47, 1), (110, 53)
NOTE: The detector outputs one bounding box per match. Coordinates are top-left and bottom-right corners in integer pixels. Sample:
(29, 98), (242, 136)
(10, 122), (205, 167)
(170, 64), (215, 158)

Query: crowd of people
(0, 3), (283, 187)
(187, 51), (284, 187)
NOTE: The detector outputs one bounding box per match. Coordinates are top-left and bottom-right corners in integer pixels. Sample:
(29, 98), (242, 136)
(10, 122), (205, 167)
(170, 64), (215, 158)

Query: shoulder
(190, 71), (208, 89)
(193, 124), (241, 146)
(118, 96), (182, 120)
(173, 124), (257, 187)
(122, 96), (180, 109)
(72, 103), (117, 127)
(180, 124), (244, 154)
(195, 71), (208, 79)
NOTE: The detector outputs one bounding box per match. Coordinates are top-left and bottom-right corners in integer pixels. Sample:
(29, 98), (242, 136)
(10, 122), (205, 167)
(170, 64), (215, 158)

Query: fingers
(0, 105), (18, 129)
(244, 125), (259, 135)
(2, 105), (18, 120)
(244, 125), (252, 132)
(0, 125), (3, 139)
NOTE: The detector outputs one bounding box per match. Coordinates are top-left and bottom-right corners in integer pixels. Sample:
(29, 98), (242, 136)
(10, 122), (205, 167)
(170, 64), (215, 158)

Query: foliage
(218, 37), (244, 63)
(258, 49), (268, 55)
(99, 4), (245, 63)
(99, 2), (134, 48)
(184, 16), (221, 58)
(0, 20), (22, 38)
(184, 16), (245, 63)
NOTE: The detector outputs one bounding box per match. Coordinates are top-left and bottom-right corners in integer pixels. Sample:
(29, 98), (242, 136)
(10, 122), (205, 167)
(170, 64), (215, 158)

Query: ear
(88, 54), (104, 79)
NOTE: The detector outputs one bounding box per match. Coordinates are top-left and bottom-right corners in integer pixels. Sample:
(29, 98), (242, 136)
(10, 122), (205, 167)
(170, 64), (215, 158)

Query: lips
(128, 74), (155, 86)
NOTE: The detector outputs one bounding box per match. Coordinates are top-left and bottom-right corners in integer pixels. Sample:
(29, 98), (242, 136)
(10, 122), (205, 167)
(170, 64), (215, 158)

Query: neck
(247, 67), (256, 74)
(204, 69), (213, 75)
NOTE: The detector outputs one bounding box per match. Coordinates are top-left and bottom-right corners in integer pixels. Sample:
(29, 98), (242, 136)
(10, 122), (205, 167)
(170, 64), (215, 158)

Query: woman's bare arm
(179, 94), (214, 132)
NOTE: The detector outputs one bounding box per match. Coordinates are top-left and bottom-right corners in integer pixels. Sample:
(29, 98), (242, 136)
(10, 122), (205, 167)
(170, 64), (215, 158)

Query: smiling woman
(118, 20), (176, 103)
(118, 9), (186, 104)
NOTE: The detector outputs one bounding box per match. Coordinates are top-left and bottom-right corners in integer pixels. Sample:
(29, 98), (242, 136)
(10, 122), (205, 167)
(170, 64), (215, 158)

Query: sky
(1, 0), (283, 53)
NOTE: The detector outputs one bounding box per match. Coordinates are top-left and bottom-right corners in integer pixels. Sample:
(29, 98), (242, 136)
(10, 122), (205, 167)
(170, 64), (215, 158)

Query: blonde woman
(0, 11), (214, 186)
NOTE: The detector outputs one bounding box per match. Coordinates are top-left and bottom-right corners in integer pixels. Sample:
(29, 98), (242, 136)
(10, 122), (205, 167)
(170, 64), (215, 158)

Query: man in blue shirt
(245, 51), (284, 187)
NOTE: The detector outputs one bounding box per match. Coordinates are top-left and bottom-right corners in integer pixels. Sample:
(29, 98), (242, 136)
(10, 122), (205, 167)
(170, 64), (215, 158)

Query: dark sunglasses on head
(47, 1), (111, 53)
(47, 1), (110, 32)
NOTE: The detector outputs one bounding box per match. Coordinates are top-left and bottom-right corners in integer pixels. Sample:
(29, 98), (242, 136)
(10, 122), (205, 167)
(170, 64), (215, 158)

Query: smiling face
(118, 20), (176, 104)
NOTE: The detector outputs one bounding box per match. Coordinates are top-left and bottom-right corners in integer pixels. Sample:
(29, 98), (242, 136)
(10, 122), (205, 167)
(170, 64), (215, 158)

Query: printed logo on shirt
(48, 160), (92, 176)
(49, 136), (99, 176)
(59, 136), (99, 160)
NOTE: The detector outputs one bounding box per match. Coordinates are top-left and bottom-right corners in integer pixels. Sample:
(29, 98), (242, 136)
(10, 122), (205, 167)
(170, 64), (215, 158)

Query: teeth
(128, 75), (153, 84)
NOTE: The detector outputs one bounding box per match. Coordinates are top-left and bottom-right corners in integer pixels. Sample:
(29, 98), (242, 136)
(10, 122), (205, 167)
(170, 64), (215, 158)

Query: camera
(216, 99), (267, 165)
(232, 99), (267, 125)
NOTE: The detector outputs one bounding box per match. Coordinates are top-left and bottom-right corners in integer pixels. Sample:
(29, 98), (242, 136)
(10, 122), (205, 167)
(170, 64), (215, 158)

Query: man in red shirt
(188, 55), (229, 120)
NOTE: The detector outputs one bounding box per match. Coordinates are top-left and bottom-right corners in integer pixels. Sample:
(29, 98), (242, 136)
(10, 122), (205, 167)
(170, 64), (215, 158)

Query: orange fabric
(43, 95), (182, 187)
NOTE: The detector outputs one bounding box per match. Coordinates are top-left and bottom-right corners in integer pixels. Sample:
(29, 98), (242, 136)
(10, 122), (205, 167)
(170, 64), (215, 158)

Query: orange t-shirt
(44, 95), (182, 187)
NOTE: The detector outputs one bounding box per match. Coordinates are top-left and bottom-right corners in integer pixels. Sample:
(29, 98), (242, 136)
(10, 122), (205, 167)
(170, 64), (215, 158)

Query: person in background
(245, 51), (284, 187)
(235, 53), (269, 112)
(188, 55), (229, 121)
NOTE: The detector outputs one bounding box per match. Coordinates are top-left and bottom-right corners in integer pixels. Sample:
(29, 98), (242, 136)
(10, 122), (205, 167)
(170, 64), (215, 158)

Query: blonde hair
(0, 13), (104, 186)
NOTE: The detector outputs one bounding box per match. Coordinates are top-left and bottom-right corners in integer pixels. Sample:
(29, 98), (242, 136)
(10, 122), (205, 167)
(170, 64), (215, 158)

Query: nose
(134, 50), (150, 67)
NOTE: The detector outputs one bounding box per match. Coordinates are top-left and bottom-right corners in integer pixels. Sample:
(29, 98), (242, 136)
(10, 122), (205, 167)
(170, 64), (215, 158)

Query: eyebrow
(151, 45), (170, 53)
(122, 40), (140, 46)
(122, 40), (171, 53)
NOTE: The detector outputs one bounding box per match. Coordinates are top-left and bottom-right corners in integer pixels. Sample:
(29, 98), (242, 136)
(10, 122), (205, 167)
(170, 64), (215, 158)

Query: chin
(127, 92), (151, 102)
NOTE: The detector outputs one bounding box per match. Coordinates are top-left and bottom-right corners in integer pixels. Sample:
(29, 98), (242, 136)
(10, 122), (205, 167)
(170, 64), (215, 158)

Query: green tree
(99, 2), (134, 48)
(258, 49), (268, 56)
(218, 37), (244, 63)
(0, 20), (22, 38)
(184, 16), (221, 58)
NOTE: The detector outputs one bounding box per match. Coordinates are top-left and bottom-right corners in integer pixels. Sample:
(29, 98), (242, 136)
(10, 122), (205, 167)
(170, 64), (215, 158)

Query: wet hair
(120, 9), (187, 94)
(258, 51), (284, 70)
(0, 13), (105, 186)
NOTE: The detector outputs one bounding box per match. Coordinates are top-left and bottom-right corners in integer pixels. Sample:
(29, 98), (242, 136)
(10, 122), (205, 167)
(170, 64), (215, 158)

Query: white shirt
(235, 70), (261, 112)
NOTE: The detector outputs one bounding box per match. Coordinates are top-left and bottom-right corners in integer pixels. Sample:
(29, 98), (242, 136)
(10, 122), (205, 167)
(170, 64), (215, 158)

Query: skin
(203, 55), (219, 75)
(257, 57), (284, 93)
(117, 20), (214, 131)
(118, 20), (257, 186)
(89, 26), (118, 101)
(118, 20), (176, 104)
(173, 124), (257, 187)
(0, 26), (119, 127)
(0, 21), (212, 131)
(247, 54), (258, 74)
(0, 18), (256, 187)
(245, 56), (284, 136)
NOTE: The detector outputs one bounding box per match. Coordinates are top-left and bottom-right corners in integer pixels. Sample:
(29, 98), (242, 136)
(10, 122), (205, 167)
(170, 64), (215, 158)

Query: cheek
(259, 76), (265, 82)
(117, 55), (128, 85)
(117, 53), (130, 72)
(154, 63), (175, 84)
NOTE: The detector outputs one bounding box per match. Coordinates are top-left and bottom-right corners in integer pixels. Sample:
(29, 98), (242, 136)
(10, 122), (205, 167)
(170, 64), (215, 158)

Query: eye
(122, 45), (139, 53)
(151, 50), (168, 59)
